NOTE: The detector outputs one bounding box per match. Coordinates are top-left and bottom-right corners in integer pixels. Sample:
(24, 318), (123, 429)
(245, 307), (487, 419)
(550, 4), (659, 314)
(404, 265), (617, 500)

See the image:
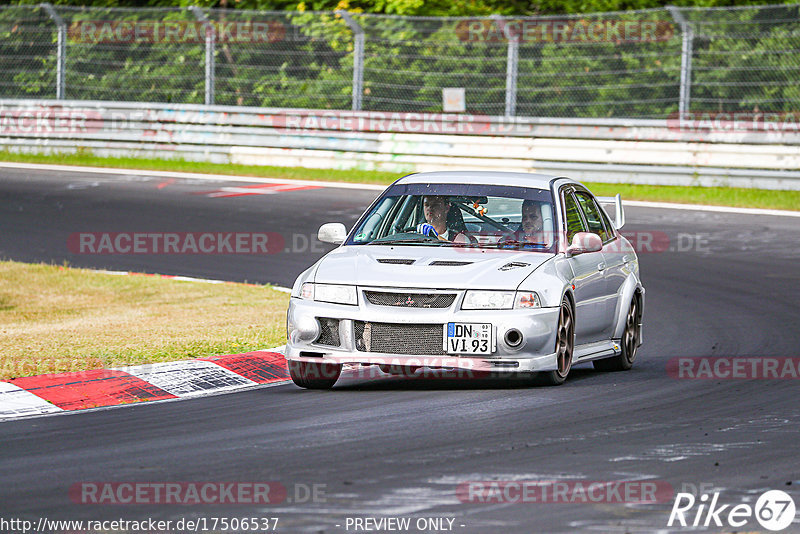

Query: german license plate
(444, 322), (494, 354)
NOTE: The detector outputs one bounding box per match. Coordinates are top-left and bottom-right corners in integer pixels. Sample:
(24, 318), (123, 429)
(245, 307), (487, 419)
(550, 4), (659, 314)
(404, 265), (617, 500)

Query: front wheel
(538, 298), (574, 386)
(593, 294), (642, 372)
(288, 360), (341, 389)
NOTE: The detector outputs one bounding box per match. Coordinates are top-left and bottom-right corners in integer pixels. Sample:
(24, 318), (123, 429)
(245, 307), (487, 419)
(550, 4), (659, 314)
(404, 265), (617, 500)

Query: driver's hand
(416, 223), (439, 238)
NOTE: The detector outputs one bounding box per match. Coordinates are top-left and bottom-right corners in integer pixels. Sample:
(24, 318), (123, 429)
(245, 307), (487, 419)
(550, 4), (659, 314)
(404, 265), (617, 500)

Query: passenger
(500, 199), (549, 247)
(520, 199), (547, 243)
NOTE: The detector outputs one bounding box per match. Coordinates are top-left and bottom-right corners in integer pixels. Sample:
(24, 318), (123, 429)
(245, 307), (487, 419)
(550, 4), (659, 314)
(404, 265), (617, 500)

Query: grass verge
(1, 150), (799, 211)
(0, 260), (289, 379)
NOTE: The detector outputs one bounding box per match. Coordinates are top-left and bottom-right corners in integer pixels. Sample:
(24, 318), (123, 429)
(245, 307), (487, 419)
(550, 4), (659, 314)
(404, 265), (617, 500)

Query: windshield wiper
(367, 236), (441, 245)
(497, 240), (549, 249)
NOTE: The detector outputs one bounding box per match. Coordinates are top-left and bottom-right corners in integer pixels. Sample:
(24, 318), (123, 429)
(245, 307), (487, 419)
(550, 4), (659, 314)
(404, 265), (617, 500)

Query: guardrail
(2, 99), (800, 190)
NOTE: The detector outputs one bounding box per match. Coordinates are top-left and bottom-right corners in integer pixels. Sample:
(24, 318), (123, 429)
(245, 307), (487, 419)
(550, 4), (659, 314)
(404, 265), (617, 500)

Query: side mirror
(318, 223), (347, 245)
(566, 232), (603, 257)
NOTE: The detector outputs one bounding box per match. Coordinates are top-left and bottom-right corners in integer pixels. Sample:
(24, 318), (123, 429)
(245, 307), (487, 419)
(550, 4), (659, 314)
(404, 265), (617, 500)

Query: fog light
(504, 328), (523, 348)
(293, 316), (320, 343)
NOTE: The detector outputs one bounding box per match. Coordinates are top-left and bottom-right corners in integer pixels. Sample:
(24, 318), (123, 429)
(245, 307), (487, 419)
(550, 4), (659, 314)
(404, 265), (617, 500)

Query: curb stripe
(7, 370), (177, 411)
(1, 350), (290, 422)
(0, 382), (63, 418)
(115, 360), (258, 398)
(201, 352), (290, 383)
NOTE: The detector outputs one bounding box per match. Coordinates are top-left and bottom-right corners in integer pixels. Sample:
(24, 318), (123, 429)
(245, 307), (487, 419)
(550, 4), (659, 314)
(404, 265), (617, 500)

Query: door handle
(597, 262), (606, 271)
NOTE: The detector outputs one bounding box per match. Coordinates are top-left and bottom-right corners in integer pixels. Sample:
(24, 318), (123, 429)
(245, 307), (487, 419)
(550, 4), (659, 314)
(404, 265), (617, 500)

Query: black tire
(593, 294), (642, 372)
(539, 298), (575, 386)
(288, 360), (341, 389)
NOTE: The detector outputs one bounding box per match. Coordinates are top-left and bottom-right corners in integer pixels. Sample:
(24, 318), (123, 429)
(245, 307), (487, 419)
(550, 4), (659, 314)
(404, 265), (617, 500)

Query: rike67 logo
(668, 489), (796, 531)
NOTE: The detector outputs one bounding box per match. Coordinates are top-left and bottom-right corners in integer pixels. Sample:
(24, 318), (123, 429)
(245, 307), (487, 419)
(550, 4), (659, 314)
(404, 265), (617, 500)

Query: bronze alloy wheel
(539, 298), (575, 386)
(593, 294), (642, 372)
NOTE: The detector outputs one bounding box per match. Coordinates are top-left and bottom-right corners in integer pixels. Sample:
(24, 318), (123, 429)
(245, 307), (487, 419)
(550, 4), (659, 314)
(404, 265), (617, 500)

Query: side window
(563, 191), (587, 243)
(575, 192), (609, 242)
(597, 205), (616, 239)
(353, 197), (398, 242)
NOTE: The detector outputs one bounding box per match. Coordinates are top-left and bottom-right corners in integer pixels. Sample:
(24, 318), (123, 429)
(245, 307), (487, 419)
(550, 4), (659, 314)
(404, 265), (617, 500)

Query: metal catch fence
(0, 3), (799, 118)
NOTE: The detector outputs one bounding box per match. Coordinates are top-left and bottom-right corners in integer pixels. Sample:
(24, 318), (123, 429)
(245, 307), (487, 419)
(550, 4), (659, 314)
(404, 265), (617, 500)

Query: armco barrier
(2, 99), (800, 190)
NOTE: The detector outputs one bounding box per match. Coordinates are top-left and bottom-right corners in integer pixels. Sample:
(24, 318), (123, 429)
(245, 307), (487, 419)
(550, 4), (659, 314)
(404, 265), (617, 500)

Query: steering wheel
(454, 231), (478, 244)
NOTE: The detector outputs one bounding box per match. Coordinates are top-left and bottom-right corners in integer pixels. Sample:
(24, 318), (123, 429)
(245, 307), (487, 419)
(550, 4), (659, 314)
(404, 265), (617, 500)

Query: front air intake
(354, 321), (446, 355)
(429, 261), (472, 266)
(364, 291), (456, 309)
(377, 258), (416, 265)
(314, 318), (341, 347)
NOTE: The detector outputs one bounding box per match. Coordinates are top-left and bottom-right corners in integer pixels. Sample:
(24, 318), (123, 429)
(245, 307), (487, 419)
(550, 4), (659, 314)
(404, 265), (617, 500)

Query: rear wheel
(539, 298), (574, 386)
(288, 360), (341, 389)
(593, 294), (642, 372)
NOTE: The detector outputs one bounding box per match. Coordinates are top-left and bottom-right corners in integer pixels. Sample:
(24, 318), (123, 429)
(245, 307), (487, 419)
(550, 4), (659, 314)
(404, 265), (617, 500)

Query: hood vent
(377, 258), (416, 265)
(499, 262), (530, 271)
(429, 260), (472, 267)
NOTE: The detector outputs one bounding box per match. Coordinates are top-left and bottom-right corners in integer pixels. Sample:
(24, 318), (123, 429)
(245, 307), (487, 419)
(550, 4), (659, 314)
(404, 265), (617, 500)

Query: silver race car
(285, 172), (644, 388)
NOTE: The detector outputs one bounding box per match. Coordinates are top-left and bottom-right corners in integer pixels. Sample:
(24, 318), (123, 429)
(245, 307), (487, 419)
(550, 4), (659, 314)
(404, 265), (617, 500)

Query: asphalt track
(1, 166), (799, 533)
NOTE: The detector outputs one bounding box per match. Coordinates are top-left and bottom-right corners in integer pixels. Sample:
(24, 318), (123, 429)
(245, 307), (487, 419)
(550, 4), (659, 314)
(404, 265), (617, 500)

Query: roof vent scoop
(377, 258), (416, 265)
(499, 262), (530, 271)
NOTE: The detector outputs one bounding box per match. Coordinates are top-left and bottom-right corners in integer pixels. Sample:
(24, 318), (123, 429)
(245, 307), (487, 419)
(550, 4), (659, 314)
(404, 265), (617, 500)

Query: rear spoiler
(596, 194), (625, 230)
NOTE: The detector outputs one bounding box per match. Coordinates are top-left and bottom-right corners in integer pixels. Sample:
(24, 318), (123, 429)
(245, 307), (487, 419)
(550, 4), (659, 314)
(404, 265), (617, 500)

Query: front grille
(364, 291), (456, 309)
(314, 317), (341, 347)
(354, 321), (446, 355)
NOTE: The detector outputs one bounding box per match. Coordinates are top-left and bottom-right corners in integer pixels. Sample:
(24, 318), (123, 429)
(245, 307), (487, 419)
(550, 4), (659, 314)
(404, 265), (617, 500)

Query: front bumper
(285, 287), (561, 373)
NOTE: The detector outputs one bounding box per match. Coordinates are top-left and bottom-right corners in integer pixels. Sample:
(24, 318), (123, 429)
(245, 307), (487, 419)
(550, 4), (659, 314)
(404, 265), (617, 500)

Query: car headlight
(300, 283), (358, 306)
(461, 290), (541, 310)
(462, 290), (515, 310)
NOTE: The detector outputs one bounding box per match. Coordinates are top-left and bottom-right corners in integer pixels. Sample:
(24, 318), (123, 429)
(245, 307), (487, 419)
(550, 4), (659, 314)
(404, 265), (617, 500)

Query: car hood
(312, 245), (554, 290)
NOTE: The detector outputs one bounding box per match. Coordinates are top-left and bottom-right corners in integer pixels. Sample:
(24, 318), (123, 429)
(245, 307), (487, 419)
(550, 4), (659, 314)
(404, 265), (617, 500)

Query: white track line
(623, 200), (800, 217)
(0, 161), (387, 190)
(94, 269), (292, 293)
(2, 160), (798, 217)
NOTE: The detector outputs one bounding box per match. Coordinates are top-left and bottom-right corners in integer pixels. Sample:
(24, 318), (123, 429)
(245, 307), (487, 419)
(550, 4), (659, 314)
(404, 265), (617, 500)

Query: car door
(562, 188), (608, 345)
(573, 189), (619, 339)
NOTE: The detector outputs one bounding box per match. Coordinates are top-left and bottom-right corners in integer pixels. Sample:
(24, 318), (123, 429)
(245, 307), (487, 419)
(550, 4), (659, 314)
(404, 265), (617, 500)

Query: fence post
(190, 6), (215, 106)
(492, 15), (518, 117)
(40, 3), (65, 100)
(667, 6), (693, 119)
(337, 10), (364, 111)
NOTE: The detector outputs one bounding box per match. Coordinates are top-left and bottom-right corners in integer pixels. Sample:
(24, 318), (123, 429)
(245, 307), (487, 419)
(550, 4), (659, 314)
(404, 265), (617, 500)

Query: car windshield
(347, 183), (556, 251)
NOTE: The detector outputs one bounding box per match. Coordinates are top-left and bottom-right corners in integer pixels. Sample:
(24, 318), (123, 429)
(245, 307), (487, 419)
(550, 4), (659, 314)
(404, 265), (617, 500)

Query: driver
(416, 195), (452, 241)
